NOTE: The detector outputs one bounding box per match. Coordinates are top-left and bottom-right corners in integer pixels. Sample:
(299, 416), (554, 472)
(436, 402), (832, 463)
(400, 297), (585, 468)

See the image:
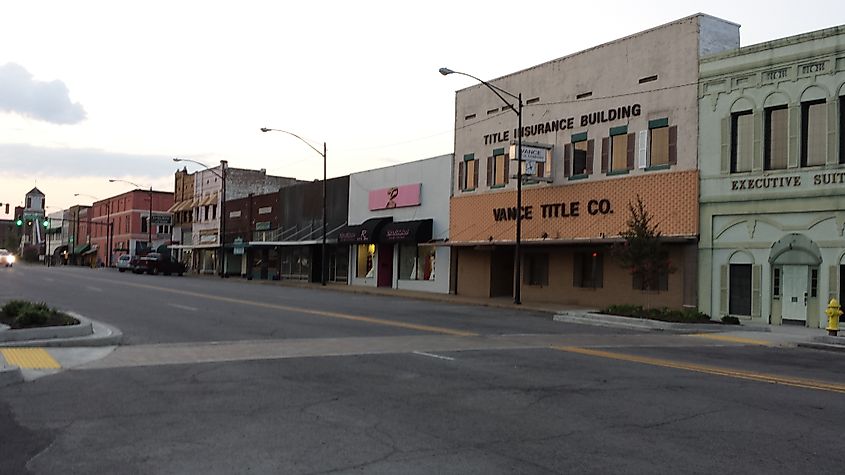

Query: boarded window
(731, 111), (753, 173)
(765, 106), (788, 170)
(801, 100), (826, 167)
(649, 126), (670, 166)
(611, 134), (628, 171)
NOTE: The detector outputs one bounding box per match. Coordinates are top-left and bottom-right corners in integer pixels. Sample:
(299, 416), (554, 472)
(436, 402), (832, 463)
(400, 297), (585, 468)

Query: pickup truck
(133, 252), (186, 276)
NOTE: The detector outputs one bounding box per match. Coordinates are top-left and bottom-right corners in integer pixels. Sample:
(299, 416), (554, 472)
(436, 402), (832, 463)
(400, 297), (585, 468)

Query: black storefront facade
(224, 176), (350, 283)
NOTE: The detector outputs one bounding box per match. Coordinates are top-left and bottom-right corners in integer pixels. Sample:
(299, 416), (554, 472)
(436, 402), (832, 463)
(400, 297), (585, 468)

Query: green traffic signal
(15, 218), (22, 226)
(43, 219), (50, 227)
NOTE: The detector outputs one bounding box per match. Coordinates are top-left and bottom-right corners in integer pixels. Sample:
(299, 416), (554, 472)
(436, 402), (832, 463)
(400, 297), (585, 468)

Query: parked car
(116, 254), (132, 272)
(134, 252), (186, 276)
(0, 249), (14, 267)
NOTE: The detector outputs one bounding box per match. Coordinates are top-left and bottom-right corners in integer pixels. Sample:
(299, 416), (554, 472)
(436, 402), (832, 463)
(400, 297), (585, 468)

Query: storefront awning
(170, 200), (193, 212)
(73, 243), (91, 254)
(379, 219), (433, 244)
(200, 193), (218, 206)
(82, 244), (99, 255)
(167, 200), (185, 213)
(337, 217), (392, 244)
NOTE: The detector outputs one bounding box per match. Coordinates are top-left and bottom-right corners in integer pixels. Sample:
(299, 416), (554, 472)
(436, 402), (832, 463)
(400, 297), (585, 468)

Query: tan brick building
(447, 15), (740, 309)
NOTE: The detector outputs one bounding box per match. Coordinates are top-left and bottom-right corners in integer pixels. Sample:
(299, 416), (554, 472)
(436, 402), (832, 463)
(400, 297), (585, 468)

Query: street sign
(150, 215), (172, 225)
(524, 161), (537, 176)
(509, 144), (550, 163)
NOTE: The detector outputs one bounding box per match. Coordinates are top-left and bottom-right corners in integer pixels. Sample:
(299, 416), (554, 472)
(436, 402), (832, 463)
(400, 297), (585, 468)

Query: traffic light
(43, 219), (50, 228)
(15, 217), (22, 227)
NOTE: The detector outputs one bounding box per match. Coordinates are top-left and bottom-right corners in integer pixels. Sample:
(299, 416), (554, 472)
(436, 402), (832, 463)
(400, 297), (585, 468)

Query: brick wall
(450, 170), (698, 244)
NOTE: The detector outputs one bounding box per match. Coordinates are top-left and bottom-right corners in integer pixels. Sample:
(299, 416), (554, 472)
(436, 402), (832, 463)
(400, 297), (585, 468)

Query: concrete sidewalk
(226, 275), (845, 352)
(554, 309), (845, 351)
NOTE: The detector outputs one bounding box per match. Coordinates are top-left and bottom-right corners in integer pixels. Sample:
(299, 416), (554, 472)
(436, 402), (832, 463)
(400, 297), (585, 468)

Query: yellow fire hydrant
(825, 298), (842, 336)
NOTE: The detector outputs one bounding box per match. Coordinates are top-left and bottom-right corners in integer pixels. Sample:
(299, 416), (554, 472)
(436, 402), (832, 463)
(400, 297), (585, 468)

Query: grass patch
(602, 304), (714, 324)
(0, 300), (79, 329)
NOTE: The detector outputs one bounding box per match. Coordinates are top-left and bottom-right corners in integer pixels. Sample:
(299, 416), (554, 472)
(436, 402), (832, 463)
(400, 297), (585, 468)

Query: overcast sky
(0, 0), (841, 216)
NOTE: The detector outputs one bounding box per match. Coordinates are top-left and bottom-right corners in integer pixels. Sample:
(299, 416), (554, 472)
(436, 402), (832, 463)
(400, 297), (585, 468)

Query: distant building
(225, 175), (350, 281)
(93, 189), (174, 263)
(169, 163), (302, 274)
(19, 187), (46, 250)
(0, 219), (19, 251)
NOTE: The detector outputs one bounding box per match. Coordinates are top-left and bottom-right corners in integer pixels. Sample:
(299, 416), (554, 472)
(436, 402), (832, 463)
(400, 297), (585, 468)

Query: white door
(781, 265), (808, 321)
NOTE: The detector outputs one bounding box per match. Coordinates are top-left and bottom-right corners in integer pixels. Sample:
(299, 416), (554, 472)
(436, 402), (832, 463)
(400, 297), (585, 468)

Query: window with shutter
(611, 134), (628, 172)
(460, 154), (478, 191)
(801, 100), (827, 167)
(490, 148), (507, 187)
(765, 106), (788, 170)
(731, 111), (753, 172)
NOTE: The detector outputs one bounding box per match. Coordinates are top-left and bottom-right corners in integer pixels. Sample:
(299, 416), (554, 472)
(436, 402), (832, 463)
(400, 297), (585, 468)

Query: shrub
(3, 300), (27, 317)
(15, 307), (49, 326)
(1, 300), (76, 328)
(602, 304), (712, 323)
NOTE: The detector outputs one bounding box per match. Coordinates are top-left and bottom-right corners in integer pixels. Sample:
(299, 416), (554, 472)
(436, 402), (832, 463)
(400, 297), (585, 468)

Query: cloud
(0, 143), (176, 178)
(0, 63), (86, 124)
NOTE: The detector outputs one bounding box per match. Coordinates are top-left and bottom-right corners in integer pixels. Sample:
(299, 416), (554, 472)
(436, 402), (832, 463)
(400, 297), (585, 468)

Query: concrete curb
(0, 313), (123, 348)
(553, 311), (765, 333)
(0, 362), (23, 388)
(797, 342), (845, 353)
(0, 312), (93, 343)
(797, 335), (845, 353)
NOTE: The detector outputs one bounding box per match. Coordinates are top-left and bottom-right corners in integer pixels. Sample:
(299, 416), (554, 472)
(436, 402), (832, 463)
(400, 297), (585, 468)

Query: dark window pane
(573, 141), (588, 175)
(729, 264), (752, 316)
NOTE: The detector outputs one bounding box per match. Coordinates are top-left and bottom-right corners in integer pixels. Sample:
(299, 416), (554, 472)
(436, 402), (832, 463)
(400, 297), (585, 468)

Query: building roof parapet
(453, 13), (736, 94)
(701, 24), (845, 65)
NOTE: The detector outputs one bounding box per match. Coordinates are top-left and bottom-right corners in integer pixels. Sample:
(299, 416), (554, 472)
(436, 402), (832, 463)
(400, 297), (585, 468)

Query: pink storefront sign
(369, 183), (421, 211)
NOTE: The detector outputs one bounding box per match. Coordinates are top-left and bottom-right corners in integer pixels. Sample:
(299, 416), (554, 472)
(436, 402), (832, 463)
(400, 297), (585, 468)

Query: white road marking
(86, 286), (103, 292)
(412, 351), (455, 361)
(169, 304), (198, 312)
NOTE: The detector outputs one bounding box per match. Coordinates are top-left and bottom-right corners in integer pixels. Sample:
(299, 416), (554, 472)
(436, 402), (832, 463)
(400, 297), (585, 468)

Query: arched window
(800, 86), (828, 167)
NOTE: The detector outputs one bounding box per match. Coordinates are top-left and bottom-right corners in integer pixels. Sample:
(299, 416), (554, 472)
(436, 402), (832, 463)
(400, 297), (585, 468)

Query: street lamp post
(173, 158), (228, 278)
(109, 179), (153, 254)
(440, 67), (524, 305)
(260, 128), (328, 286)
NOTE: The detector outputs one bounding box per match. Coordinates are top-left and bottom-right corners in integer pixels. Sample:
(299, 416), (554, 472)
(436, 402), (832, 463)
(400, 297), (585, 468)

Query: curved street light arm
(73, 193), (100, 201)
(439, 68), (520, 114)
(108, 179), (149, 190)
(172, 157), (223, 178)
(260, 128), (326, 158)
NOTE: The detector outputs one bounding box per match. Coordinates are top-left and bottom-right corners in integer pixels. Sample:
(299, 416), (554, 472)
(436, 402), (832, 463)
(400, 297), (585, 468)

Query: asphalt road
(1, 264), (844, 474)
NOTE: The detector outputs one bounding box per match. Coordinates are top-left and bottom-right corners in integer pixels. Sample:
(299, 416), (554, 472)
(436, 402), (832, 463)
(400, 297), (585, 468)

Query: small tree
(613, 195), (675, 291)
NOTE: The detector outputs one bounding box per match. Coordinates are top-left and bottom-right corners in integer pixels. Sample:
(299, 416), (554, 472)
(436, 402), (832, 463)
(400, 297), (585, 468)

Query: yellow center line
(1, 348), (61, 369)
(69, 274), (478, 337)
(685, 333), (774, 346)
(552, 346), (845, 394)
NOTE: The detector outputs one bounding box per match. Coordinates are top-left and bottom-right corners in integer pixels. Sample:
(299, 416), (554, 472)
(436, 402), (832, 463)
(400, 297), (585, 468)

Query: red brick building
(87, 189), (174, 266)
